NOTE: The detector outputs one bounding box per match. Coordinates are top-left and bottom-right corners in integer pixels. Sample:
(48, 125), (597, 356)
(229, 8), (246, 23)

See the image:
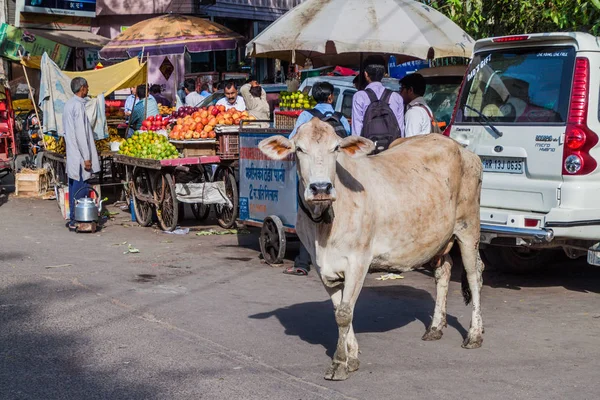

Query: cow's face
(259, 118), (374, 205)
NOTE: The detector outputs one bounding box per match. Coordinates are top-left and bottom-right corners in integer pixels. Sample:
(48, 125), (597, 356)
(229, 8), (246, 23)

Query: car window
(456, 46), (575, 125)
(199, 93), (225, 108)
(341, 89), (356, 119)
(424, 83), (460, 128)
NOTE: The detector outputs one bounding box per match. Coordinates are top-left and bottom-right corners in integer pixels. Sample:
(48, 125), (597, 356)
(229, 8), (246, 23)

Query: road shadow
(427, 247), (600, 294)
(0, 282), (163, 400)
(249, 284), (467, 357)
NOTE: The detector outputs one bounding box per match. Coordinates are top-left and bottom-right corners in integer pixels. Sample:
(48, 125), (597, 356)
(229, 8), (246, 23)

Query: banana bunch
(44, 135), (65, 154)
(96, 138), (110, 153)
(108, 127), (124, 143)
(159, 105), (175, 115)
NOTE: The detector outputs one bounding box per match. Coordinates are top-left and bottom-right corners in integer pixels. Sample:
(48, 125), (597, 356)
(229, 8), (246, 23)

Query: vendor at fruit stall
(129, 85), (160, 137)
(216, 80), (246, 112)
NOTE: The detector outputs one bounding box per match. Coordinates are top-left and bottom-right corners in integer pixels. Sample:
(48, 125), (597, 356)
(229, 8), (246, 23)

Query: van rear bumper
(480, 224), (554, 243)
(480, 206), (600, 242)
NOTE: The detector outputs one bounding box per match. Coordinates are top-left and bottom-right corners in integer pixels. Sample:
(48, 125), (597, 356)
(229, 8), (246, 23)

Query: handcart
(114, 153), (237, 232)
(237, 125), (298, 265)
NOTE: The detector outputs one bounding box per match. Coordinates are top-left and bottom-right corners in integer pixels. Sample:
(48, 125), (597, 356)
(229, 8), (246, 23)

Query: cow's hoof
(348, 357), (360, 372)
(462, 335), (483, 349)
(325, 362), (350, 381)
(422, 328), (443, 341)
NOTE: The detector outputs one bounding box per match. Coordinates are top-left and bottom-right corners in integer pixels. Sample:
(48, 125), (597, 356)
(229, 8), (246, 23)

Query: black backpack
(361, 88), (402, 153)
(306, 109), (349, 138)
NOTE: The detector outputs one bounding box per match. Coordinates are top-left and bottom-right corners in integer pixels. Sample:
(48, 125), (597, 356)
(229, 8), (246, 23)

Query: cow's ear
(259, 135), (295, 160)
(339, 136), (374, 157)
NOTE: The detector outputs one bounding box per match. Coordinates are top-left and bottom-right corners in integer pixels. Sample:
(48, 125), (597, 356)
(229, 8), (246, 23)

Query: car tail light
(443, 66), (470, 137)
(524, 218), (540, 227)
(492, 35), (530, 43)
(562, 58), (598, 175)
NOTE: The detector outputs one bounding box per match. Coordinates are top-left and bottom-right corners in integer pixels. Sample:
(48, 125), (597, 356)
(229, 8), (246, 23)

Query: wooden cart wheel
(259, 215), (286, 265)
(154, 171), (179, 232)
(214, 166), (238, 229)
(132, 167), (153, 227)
(190, 166), (211, 221)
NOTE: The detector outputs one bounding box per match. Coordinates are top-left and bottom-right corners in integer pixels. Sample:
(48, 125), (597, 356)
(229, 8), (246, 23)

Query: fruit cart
(114, 127), (240, 231)
(237, 124), (297, 265)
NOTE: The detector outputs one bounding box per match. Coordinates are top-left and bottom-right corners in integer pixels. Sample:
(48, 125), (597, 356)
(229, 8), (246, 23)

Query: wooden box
(172, 140), (217, 157)
(15, 169), (50, 197)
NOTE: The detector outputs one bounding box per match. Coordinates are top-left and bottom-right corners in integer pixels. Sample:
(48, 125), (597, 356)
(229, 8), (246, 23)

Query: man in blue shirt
(289, 81), (350, 138)
(284, 81), (350, 276)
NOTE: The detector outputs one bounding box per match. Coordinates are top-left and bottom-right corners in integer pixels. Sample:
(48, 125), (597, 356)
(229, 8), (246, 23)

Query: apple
(200, 110), (208, 118)
(208, 131), (216, 139)
(192, 132), (200, 139)
(218, 105), (226, 113)
(203, 125), (212, 132)
(200, 131), (208, 139)
(148, 115), (155, 122)
(211, 107), (219, 116)
(142, 120), (152, 129)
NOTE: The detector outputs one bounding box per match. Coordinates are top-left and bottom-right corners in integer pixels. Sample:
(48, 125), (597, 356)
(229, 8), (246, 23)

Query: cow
(258, 119), (485, 381)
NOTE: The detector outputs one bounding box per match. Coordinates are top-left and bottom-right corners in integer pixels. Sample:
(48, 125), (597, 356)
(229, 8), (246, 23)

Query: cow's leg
(324, 284), (360, 373)
(457, 237), (485, 349)
(324, 265), (367, 381)
(422, 253), (452, 341)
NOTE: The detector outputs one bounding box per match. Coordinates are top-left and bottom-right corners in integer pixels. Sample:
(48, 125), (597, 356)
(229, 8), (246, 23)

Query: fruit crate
(274, 111), (302, 130)
(15, 168), (50, 197)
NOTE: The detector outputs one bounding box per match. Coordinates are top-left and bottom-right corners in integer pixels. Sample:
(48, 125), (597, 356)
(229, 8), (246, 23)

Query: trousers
(68, 173), (89, 221)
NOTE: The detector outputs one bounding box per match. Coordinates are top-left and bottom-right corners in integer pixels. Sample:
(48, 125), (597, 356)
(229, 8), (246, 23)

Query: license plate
(481, 157), (524, 174)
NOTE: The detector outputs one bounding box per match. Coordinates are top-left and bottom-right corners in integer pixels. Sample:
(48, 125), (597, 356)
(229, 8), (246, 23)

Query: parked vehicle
(299, 69), (465, 127)
(447, 32), (600, 273)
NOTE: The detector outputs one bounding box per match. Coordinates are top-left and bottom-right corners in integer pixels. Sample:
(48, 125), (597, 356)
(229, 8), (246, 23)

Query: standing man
(216, 80), (246, 111)
(284, 82), (351, 276)
(150, 84), (171, 107)
(399, 73), (439, 136)
(123, 87), (137, 121)
(352, 56), (404, 150)
(184, 78), (205, 107)
(63, 77), (100, 230)
(129, 84), (160, 135)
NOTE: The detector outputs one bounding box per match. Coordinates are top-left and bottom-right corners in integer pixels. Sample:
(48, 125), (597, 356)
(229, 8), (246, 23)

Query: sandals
(283, 266), (309, 276)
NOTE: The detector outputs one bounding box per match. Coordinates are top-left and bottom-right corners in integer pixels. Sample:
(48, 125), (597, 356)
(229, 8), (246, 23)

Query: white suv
(447, 32), (600, 273)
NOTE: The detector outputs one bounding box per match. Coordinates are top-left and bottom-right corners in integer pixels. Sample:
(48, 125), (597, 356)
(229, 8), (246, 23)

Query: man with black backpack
(289, 81), (351, 139)
(285, 81), (350, 276)
(352, 56), (405, 153)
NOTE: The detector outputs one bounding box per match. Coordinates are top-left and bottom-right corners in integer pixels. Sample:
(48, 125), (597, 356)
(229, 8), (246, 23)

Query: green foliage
(424, 0), (600, 39)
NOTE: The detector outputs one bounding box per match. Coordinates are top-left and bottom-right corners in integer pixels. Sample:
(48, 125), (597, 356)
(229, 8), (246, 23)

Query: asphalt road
(1, 194), (599, 400)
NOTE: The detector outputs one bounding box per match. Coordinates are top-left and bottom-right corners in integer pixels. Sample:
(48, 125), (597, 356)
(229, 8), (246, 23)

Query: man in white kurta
(63, 77), (100, 228)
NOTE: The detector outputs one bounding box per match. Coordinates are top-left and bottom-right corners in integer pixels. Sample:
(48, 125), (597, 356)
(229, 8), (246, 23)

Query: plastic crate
(217, 132), (239, 158)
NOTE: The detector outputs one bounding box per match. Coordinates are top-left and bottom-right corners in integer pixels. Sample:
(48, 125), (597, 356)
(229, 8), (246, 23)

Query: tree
(424, 0), (600, 39)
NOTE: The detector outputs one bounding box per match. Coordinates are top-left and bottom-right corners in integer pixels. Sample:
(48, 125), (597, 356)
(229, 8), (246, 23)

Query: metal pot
(74, 187), (104, 223)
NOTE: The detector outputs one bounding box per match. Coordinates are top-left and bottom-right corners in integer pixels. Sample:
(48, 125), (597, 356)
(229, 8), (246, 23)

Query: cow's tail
(461, 267), (472, 305)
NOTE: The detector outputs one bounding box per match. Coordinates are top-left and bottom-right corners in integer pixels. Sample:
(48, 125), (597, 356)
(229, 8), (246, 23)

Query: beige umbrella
(246, 0), (474, 66)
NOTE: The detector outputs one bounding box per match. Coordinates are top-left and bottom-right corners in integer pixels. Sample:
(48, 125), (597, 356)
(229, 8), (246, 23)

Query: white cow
(259, 119), (485, 381)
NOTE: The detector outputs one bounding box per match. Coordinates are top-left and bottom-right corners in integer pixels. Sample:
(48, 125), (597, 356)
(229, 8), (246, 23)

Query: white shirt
(63, 96), (100, 181)
(185, 91), (205, 107)
(216, 96), (246, 112)
(405, 96), (434, 137)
